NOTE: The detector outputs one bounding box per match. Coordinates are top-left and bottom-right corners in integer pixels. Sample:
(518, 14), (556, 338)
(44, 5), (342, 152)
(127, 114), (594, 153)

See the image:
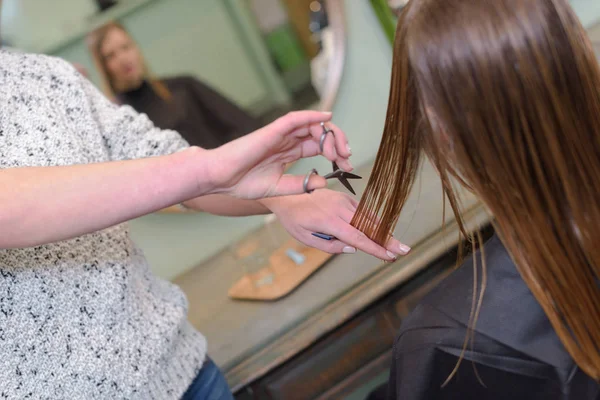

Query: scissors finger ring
(319, 122), (335, 153)
(303, 168), (319, 194)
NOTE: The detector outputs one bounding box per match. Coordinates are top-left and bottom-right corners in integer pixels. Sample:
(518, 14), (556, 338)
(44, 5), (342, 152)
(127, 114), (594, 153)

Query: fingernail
(321, 111), (332, 116)
(398, 244), (411, 255)
(387, 250), (398, 260)
(343, 246), (356, 254)
(346, 144), (352, 155)
(347, 159), (353, 170)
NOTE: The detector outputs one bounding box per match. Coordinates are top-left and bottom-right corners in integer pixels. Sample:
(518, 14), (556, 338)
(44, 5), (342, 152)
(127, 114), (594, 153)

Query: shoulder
(393, 235), (523, 356)
(0, 51), (85, 98)
(161, 75), (200, 88)
(393, 233), (577, 372)
(417, 235), (512, 323)
(0, 50), (79, 80)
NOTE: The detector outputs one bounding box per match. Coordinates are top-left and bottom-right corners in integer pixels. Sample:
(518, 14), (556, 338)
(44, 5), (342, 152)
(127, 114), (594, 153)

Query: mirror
(0, 0), (347, 275)
(1, 0), (346, 144)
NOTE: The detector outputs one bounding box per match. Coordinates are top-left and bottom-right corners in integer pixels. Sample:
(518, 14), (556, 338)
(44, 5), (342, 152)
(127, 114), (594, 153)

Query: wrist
(258, 194), (301, 214)
(177, 146), (220, 197)
(257, 197), (278, 213)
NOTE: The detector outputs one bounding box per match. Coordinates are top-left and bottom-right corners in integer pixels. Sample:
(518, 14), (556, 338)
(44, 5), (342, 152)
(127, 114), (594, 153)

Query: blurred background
(2, 0), (325, 122)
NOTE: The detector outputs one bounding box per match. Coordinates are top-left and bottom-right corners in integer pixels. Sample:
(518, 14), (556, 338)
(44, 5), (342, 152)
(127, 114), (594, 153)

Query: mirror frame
(318, 0), (347, 112)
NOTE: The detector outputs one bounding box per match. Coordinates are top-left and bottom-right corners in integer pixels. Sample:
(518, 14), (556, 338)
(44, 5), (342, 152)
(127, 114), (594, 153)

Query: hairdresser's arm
(0, 148), (207, 249)
(179, 195), (269, 216)
(180, 190), (408, 260)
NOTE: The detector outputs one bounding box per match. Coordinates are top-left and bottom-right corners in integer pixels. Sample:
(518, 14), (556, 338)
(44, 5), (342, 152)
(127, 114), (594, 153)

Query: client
(355, 0), (600, 398)
(86, 21), (262, 149)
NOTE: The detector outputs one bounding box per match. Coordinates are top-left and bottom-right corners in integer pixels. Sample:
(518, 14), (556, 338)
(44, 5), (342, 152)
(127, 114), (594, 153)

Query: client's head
(87, 22), (146, 94)
(353, 0), (600, 379)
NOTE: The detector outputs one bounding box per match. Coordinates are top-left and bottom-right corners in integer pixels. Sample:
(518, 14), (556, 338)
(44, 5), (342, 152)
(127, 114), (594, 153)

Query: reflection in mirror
(1, 0), (345, 143)
(1, 0), (346, 246)
(86, 21), (265, 150)
(1, 0), (346, 214)
(94, 0), (119, 13)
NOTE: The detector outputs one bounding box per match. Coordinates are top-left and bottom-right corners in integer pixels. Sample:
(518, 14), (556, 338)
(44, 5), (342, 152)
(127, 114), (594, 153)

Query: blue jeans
(181, 358), (234, 400)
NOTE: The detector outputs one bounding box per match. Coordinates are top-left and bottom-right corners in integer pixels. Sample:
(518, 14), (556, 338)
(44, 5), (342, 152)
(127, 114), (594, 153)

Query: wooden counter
(173, 160), (492, 393)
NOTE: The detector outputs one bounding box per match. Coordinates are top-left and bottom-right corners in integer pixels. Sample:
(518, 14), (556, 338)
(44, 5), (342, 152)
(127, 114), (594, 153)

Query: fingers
(385, 236), (412, 256)
(330, 123), (352, 159)
(323, 203), (411, 260)
(332, 226), (411, 260)
(319, 127), (339, 163)
(344, 208), (412, 257)
(305, 236), (358, 255)
(291, 118), (353, 171)
(333, 225), (398, 261)
(310, 122), (353, 172)
(274, 110), (333, 135)
(269, 174), (327, 197)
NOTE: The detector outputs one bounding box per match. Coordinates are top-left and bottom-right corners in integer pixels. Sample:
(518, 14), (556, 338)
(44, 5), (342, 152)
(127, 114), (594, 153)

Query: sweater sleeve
(75, 67), (190, 161)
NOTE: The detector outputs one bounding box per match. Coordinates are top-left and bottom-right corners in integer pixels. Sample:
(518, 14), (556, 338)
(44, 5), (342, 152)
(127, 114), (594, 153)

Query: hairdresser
(355, 0), (600, 398)
(86, 21), (262, 150)
(0, 38), (413, 399)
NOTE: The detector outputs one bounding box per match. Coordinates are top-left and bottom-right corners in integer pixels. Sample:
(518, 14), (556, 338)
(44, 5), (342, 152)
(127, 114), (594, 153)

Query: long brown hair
(86, 21), (171, 102)
(352, 0), (600, 380)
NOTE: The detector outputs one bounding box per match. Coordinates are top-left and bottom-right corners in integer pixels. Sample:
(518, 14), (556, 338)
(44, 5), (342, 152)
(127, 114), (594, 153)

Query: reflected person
(87, 21), (262, 149)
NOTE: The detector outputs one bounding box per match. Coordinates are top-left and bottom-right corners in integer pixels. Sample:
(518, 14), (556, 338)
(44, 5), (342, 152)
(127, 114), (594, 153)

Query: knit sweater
(0, 50), (207, 399)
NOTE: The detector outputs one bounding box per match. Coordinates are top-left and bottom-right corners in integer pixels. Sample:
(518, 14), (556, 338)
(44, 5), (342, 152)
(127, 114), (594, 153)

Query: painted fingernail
(387, 250), (398, 259)
(343, 246), (356, 254)
(398, 244), (411, 255)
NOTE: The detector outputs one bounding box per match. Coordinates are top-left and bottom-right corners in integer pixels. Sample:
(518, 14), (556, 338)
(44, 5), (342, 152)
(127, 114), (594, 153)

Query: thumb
(268, 174), (327, 197)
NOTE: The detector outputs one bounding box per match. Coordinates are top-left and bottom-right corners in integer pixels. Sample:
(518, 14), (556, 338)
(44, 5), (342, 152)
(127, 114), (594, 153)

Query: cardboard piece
(228, 239), (334, 301)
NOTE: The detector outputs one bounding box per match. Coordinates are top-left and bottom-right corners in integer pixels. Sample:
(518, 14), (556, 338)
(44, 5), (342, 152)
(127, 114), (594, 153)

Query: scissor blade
(343, 172), (362, 180)
(323, 170), (341, 180)
(339, 177), (357, 195)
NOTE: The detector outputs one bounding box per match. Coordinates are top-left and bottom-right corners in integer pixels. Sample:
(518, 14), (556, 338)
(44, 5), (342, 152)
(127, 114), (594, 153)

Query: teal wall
(571, 0), (600, 28)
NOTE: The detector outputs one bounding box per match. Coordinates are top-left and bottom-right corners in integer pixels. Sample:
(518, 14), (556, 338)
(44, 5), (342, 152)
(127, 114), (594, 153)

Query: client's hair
(352, 0), (600, 380)
(86, 21), (171, 102)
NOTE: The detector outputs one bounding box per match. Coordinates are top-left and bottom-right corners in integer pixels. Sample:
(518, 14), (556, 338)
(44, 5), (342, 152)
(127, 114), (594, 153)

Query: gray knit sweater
(0, 50), (207, 399)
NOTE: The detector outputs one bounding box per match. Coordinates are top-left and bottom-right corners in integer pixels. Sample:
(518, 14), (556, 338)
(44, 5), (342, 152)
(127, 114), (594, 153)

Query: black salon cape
(378, 235), (600, 400)
(118, 77), (262, 149)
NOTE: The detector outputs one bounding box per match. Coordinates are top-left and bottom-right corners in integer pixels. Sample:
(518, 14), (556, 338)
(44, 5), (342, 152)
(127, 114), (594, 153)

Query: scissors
(306, 122), (363, 241)
(303, 123), (363, 195)
(320, 122), (362, 194)
(323, 161), (362, 195)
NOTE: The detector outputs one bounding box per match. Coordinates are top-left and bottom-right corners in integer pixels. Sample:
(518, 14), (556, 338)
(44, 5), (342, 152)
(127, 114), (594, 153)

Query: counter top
(173, 160), (491, 391)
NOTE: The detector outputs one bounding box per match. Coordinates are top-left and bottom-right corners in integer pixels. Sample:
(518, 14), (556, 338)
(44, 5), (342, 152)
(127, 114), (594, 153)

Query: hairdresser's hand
(262, 189), (411, 261)
(205, 111), (352, 200)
